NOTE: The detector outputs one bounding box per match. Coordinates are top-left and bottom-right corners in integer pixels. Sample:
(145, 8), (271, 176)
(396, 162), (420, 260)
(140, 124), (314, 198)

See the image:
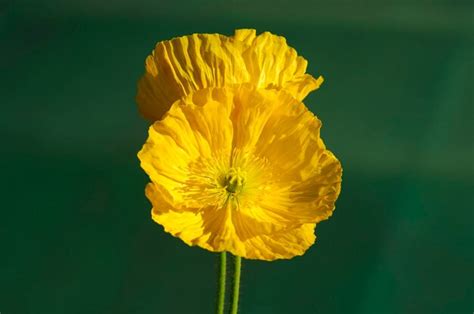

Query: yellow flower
(136, 29), (324, 121)
(138, 86), (342, 260)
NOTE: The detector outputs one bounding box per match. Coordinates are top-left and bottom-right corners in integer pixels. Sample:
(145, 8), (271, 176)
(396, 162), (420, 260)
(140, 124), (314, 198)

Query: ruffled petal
(148, 182), (243, 253)
(138, 88), (235, 209)
(137, 33), (249, 121)
(241, 223), (317, 260)
(229, 87), (342, 227)
(147, 183), (205, 245)
(235, 29), (323, 101)
(148, 181), (317, 261)
(137, 29), (323, 121)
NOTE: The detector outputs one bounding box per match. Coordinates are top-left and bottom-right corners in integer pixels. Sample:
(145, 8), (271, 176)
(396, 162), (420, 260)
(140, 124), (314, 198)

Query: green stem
(230, 255), (242, 314)
(216, 252), (227, 314)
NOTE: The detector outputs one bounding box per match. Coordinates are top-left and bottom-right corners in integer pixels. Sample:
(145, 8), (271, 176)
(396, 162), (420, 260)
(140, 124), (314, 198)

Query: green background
(1, 1), (473, 313)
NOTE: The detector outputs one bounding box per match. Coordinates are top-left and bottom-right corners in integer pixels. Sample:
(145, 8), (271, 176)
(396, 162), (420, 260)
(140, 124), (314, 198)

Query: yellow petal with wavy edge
(138, 85), (341, 260)
(234, 29), (323, 101)
(137, 29), (323, 121)
(147, 182), (317, 260)
(137, 33), (249, 121)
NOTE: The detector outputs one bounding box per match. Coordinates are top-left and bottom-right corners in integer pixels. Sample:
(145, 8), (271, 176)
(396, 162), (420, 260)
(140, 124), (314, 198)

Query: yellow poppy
(136, 29), (324, 121)
(138, 86), (342, 260)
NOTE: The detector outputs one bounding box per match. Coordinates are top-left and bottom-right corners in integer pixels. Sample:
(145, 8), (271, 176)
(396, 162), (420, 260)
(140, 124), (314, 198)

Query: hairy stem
(216, 252), (227, 314)
(230, 255), (242, 314)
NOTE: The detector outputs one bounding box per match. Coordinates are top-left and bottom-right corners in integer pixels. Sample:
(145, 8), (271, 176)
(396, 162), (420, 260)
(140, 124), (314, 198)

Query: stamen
(221, 167), (246, 194)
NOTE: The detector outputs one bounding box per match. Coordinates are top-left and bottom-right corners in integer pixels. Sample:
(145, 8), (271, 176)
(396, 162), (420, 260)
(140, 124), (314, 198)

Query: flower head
(138, 86), (342, 260)
(136, 29), (324, 121)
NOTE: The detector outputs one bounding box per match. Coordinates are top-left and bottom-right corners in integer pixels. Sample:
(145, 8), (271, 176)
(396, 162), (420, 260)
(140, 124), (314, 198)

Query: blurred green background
(1, 1), (473, 313)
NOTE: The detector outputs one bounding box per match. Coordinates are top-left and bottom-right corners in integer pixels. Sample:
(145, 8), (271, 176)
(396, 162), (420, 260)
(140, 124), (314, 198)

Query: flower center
(222, 167), (246, 194)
